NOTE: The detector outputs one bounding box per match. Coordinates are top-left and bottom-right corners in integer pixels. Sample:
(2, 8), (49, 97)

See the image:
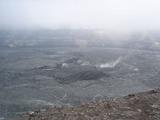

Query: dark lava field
(1, 46), (160, 119)
(1, 29), (160, 120)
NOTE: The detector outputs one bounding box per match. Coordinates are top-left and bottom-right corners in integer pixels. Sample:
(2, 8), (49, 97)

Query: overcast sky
(0, 0), (160, 31)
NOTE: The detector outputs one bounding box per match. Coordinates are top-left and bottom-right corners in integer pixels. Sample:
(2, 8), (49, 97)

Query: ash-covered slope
(18, 88), (160, 120)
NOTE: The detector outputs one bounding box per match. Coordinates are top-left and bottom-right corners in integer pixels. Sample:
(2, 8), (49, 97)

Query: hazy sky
(0, 0), (160, 31)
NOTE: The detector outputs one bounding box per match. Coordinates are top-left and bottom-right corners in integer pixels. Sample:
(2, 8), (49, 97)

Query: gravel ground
(18, 88), (160, 120)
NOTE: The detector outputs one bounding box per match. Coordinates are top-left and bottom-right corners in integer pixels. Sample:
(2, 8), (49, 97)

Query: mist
(0, 0), (160, 32)
(2, 1), (160, 120)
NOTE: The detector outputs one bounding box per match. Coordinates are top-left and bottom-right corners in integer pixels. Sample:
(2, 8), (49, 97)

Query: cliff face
(18, 88), (160, 120)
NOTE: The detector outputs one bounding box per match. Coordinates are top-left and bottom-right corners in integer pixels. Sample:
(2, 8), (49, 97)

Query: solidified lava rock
(56, 70), (107, 84)
(18, 88), (160, 120)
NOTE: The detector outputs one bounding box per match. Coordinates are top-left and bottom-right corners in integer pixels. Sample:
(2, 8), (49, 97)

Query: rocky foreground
(18, 88), (160, 120)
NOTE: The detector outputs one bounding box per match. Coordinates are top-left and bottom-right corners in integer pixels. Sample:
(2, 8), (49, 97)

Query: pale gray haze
(2, 1), (160, 120)
(0, 0), (160, 31)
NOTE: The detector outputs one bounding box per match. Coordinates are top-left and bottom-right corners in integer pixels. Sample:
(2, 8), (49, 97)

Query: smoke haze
(0, 0), (160, 31)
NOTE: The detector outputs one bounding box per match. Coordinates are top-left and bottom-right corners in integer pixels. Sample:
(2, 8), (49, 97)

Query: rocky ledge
(18, 88), (160, 120)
